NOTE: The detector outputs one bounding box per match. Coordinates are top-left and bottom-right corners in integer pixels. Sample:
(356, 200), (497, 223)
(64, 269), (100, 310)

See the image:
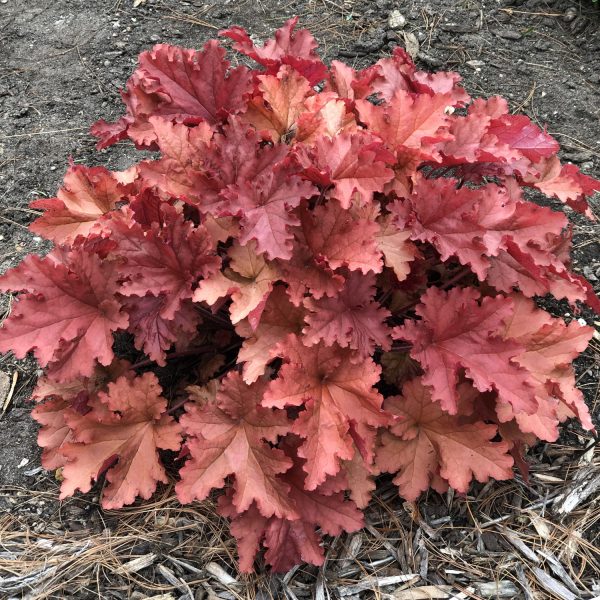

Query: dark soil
(0, 0), (599, 597)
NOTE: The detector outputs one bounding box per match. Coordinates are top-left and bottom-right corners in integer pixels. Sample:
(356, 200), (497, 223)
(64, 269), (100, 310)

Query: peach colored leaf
(235, 285), (306, 384)
(32, 398), (74, 470)
(194, 241), (279, 327)
(375, 214), (417, 281)
(356, 88), (453, 155)
(242, 66), (313, 142)
(176, 372), (296, 519)
(295, 131), (395, 208)
(295, 95), (358, 143)
(264, 335), (390, 490)
(219, 443), (363, 572)
(59, 373), (182, 509)
(499, 294), (594, 435)
(138, 117), (214, 200)
(524, 156), (599, 216)
(377, 378), (514, 501)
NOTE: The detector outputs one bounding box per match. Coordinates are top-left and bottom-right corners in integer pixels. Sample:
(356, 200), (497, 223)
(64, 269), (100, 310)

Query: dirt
(0, 0), (599, 596)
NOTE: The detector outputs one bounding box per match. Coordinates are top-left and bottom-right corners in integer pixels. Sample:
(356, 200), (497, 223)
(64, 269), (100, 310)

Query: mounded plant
(0, 19), (598, 572)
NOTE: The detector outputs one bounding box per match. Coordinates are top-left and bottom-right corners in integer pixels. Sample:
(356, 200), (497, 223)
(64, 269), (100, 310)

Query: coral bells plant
(1, 18), (599, 572)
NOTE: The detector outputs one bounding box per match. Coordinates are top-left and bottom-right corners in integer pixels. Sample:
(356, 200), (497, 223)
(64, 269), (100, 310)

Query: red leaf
(487, 114), (559, 163)
(60, 373), (182, 508)
(296, 132), (395, 208)
(377, 378), (514, 501)
(30, 163), (130, 244)
(176, 372), (296, 519)
(220, 161), (317, 260)
(357, 89), (453, 156)
(124, 295), (200, 365)
(91, 41), (251, 148)
(395, 175), (568, 280)
(0, 251), (127, 380)
(109, 205), (219, 318)
(221, 17), (327, 85)
(371, 47), (469, 107)
(302, 271), (392, 356)
(396, 287), (537, 416)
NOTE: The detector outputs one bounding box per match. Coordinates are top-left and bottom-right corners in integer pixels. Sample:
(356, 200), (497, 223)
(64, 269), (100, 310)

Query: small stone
(587, 73), (600, 84)
(466, 60), (485, 69)
(534, 40), (550, 51)
(583, 266), (598, 282)
(497, 29), (522, 40)
(388, 10), (406, 29)
(150, 34), (160, 42)
(571, 16), (588, 35)
(563, 7), (577, 23)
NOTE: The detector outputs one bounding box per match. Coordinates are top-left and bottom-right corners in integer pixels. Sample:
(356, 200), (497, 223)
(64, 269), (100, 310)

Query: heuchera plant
(0, 19), (598, 572)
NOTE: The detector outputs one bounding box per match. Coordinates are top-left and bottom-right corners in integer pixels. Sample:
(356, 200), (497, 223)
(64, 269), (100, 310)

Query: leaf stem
(167, 397), (189, 414)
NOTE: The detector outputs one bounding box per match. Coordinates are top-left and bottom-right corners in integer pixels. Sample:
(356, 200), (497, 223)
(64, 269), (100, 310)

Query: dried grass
(1, 443), (599, 599)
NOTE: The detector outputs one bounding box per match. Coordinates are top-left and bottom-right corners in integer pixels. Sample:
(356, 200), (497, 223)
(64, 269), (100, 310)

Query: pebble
(497, 30), (522, 40)
(587, 73), (600, 84)
(466, 60), (485, 70)
(563, 7), (577, 23)
(583, 266), (598, 282)
(388, 10), (406, 29)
